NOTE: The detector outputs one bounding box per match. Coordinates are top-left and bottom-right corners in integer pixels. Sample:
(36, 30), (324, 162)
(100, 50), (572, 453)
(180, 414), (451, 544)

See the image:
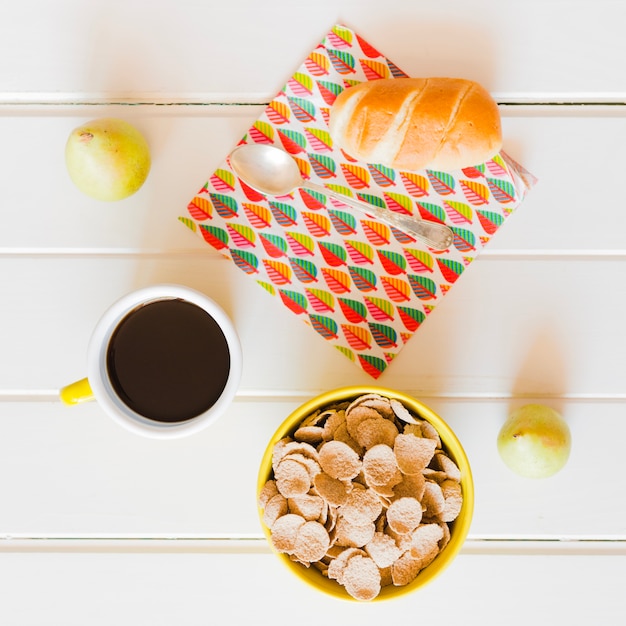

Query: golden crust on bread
(329, 77), (502, 171)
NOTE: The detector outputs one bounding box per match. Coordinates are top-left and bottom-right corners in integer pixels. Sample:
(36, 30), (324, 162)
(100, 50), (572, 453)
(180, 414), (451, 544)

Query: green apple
(497, 404), (571, 478)
(65, 118), (151, 201)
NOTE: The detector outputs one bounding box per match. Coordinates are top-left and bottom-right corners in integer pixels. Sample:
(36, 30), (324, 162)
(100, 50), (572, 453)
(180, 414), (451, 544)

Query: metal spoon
(229, 143), (454, 251)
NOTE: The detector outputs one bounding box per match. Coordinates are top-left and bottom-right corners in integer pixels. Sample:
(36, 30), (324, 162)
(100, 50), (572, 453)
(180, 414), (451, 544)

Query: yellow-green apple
(65, 118), (151, 201)
(497, 404), (571, 478)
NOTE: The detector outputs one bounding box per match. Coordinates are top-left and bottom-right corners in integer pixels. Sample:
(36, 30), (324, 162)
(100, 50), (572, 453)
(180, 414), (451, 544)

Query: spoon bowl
(229, 143), (454, 251)
(230, 143), (301, 196)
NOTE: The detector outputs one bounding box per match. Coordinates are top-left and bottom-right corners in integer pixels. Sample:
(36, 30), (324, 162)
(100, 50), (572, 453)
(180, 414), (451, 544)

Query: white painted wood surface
(1, 1), (625, 623)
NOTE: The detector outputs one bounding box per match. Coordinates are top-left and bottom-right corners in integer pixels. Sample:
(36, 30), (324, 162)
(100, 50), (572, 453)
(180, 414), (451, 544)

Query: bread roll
(329, 77), (502, 171)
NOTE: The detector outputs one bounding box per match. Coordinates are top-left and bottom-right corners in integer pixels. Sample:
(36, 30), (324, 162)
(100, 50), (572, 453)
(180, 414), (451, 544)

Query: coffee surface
(107, 298), (231, 422)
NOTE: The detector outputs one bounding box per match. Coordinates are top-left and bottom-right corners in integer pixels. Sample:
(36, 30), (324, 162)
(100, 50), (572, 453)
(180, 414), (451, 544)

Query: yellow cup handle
(60, 378), (95, 405)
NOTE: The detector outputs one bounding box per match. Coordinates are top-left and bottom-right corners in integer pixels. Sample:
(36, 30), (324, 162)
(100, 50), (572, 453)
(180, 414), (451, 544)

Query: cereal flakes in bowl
(257, 386), (474, 602)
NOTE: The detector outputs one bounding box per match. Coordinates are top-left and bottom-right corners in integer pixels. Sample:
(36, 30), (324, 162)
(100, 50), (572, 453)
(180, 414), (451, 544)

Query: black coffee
(106, 298), (231, 423)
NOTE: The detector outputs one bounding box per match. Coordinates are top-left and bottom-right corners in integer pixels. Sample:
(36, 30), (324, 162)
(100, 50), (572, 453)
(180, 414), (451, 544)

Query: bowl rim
(257, 385), (474, 602)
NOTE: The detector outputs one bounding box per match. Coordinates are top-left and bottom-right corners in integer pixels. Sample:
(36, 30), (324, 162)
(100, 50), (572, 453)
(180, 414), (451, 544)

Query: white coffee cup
(60, 284), (242, 439)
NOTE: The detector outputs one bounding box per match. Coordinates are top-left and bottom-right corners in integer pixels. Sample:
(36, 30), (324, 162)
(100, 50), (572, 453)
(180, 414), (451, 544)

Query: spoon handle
(303, 182), (454, 251)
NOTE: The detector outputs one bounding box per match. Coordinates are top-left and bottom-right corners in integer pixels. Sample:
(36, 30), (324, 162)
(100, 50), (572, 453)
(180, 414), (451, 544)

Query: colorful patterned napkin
(179, 24), (535, 379)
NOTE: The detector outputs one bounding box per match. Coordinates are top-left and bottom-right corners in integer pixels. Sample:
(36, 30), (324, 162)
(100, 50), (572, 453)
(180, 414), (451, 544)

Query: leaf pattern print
(303, 211), (332, 237)
(286, 231), (315, 256)
(306, 127), (334, 152)
(357, 192), (386, 209)
(408, 275), (437, 300)
(289, 258), (318, 283)
(288, 97), (317, 123)
(355, 33), (381, 58)
(358, 354), (387, 379)
(345, 240), (374, 264)
(397, 306), (425, 332)
(318, 241), (347, 266)
(299, 187), (326, 210)
(368, 164), (396, 187)
(461, 165), (485, 179)
(249, 121), (274, 143)
(188, 196), (212, 220)
(400, 171), (429, 197)
(476, 210), (505, 234)
(278, 128), (307, 154)
(305, 51), (330, 76)
(293, 156), (311, 180)
(384, 192), (413, 215)
(211, 194), (238, 219)
(243, 203), (272, 229)
(279, 289), (308, 315)
(178, 216), (196, 233)
(239, 178), (265, 202)
(486, 155), (508, 176)
(360, 58), (390, 80)
(263, 259), (292, 285)
(427, 170), (455, 195)
(444, 201), (473, 225)
(328, 209), (358, 235)
(266, 101), (291, 125)
(338, 298), (368, 323)
(404, 248), (434, 273)
(486, 178), (517, 203)
(321, 267), (352, 293)
(180, 24), (533, 379)
(377, 250), (406, 275)
(341, 163), (371, 189)
(335, 345), (355, 362)
(287, 72), (314, 96)
(309, 314), (338, 340)
(342, 324), (372, 351)
(316, 80), (343, 105)
(349, 266), (377, 292)
(260, 233), (288, 258)
(386, 58), (408, 79)
(306, 288), (335, 312)
(210, 169), (236, 192)
(231, 249), (259, 275)
(416, 202), (446, 224)
(329, 25), (353, 48)
(364, 296), (395, 321)
(461, 180), (490, 205)
(257, 281), (275, 296)
(199, 224), (228, 250)
(368, 323), (398, 349)
(269, 201), (298, 227)
(361, 220), (391, 246)
(437, 258), (465, 283)
(380, 276), (411, 302)
(227, 223), (256, 248)
(451, 227), (477, 252)
(327, 49), (356, 74)
(309, 153), (337, 178)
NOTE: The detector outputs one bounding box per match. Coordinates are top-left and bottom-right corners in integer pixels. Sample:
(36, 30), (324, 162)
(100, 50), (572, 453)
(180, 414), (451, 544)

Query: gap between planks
(1, 249), (626, 261)
(0, 537), (624, 555)
(4, 391), (626, 403)
(2, 98), (626, 116)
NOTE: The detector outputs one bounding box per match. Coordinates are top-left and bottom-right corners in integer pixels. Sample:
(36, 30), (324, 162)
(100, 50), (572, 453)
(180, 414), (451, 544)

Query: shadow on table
(509, 324), (569, 418)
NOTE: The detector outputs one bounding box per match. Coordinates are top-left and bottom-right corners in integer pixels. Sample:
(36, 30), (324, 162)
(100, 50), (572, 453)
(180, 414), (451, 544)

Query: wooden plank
(2, 2), (625, 622)
(3, 1), (626, 100)
(0, 106), (624, 252)
(0, 546), (623, 625)
(1, 255), (625, 396)
(0, 107), (257, 251)
(0, 398), (623, 538)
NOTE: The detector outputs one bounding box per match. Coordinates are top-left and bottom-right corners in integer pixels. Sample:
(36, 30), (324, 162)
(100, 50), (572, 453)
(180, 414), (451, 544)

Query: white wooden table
(1, 1), (625, 623)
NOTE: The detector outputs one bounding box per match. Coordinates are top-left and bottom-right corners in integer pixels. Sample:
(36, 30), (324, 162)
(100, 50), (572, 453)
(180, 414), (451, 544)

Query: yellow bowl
(257, 386), (474, 601)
